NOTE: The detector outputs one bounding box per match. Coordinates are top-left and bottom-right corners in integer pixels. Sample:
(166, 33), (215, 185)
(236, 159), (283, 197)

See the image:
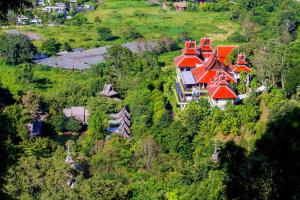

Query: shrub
(228, 32), (248, 43)
(122, 26), (142, 40)
(65, 117), (82, 132)
(94, 16), (101, 23)
(69, 13), (88, 26)
(41, 39), (61, 56)
(63, 42), (72, 52)
(97, 27), (113, 41)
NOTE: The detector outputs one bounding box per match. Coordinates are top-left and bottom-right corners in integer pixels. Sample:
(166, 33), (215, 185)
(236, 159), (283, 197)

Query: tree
(0, 33), (36, 65)
(17, 63), (34, 84)
(97, 27), (113, 41)
(69, 13), (88, 26)
(52, 113), (66, 132)
(21, 91), (41, 119)
(65, 117), (82, 132)
(41, 38), (61, 56)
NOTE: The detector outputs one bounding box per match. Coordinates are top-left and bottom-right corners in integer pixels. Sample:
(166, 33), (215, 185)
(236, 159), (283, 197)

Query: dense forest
(0, 0), (300, 199)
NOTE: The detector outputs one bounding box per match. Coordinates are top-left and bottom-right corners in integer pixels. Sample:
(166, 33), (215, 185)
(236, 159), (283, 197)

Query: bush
(97, 27), (113, 41)
(0, 33), (36, 65)
(41, 39), (61, 56)
(122, 26), (142, 40)
(94, 16), (101, 23)
(63, 42), (72, 52)
(228, 32), (248, 43)
(69, 13), (88, 26)
(65, 117), (82, 132)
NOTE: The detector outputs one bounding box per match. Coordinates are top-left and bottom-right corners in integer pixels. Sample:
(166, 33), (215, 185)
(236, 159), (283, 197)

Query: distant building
(63, 106), (90, 124)
(100, 84), (118, 98)
(108, 107), (131, 138)
(26, 121), (43, 137)
(30, 17), (42, 25)
(43, 3), (67, 14)
(16, 15), (30, 25)
(174, 37), (251, 109)
(76, 4), (95, 12)
(173, 1), (187, 11)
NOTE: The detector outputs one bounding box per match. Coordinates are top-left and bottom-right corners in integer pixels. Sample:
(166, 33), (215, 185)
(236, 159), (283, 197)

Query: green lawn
(0, 0), (240, 49)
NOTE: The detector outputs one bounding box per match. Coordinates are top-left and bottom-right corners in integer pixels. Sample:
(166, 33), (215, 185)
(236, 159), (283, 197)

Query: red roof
(230, 65), (251, 73)
(192, 53), (236, 84)
(174, 55), (203, 68)
(199, 38), (214, 52)
(192, 67), (236, 84)
(236, 54), (247, 65)
(182, 48), (200, 55)
(185, 41), (197, 49)
(207, 80), (237, 99)
(217, 45), (238, 64)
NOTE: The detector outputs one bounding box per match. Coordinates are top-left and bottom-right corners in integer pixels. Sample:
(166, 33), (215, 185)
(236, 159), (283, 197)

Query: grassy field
(0, 0), (240, 49)
(0, 0), (240, 101)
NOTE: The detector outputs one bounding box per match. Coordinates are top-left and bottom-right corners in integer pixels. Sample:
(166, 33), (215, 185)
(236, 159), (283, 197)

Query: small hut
(100, 84), (118, 98)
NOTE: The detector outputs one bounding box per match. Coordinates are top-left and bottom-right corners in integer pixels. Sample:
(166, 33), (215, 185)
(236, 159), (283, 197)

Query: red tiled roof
(200, 38), (212, 46)
(182, 48), (200, 55)
(175, 55), (203, 68)
(191, 53), (236, 84)
(230, 65), (252, 73)
(185, 41), (197, 49)
(217, 45), (238, 64)
(207, 80), (237, 99)
(236, 54), (247, 65)
(192, 67), (236, 84)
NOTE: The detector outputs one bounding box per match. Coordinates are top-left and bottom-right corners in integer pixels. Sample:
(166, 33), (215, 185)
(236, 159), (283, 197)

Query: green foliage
(0, 33), (36, 65)
(68, 13), (88, 26)
(40, 38), (61, 56)
(51, 113), (66, 132)
(122, 26), (142, 40)
(63, 42), (72, 52)
(65, 116), (82, 132)
(17, 63), (34, 84)
(227, 31), (248, 43)
(97, 27), (113, 41)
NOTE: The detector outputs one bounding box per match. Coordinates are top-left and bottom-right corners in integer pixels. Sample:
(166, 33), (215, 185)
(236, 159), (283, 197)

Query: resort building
(174, 37), (251, 110)
(63, 106), (90, 124)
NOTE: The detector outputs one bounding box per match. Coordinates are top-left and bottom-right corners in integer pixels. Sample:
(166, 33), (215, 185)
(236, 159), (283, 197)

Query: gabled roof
(199, 38), (214, 52)
(100, 84), (118, 97)
(207, 79), (237, 99)
(192, 66), (236, 84)
(217, 45), (238, 64)
(236, 54), (247, 65)
(174, 55), (203, 68)
(182, 48), (200, 55)
(182, 41), (200, 55)
(230, 65), (252, 73)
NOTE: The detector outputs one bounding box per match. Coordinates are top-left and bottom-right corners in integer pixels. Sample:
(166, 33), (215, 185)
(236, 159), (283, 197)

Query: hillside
(0, 0), (300, 199)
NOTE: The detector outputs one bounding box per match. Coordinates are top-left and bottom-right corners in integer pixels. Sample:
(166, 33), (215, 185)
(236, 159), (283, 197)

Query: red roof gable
(236, 54), (247, 65)
(199, 38), (214, 53)
(182, 48), (200, 55)
(175, 55), (203, 68)
(217, 45), (238, 64)
(192, 53), (236, 84)
(230, 65), (252, 73)
(192, 67), (236, 84)
(207, 80), (237, 99)
(185, 41), (197, 49)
